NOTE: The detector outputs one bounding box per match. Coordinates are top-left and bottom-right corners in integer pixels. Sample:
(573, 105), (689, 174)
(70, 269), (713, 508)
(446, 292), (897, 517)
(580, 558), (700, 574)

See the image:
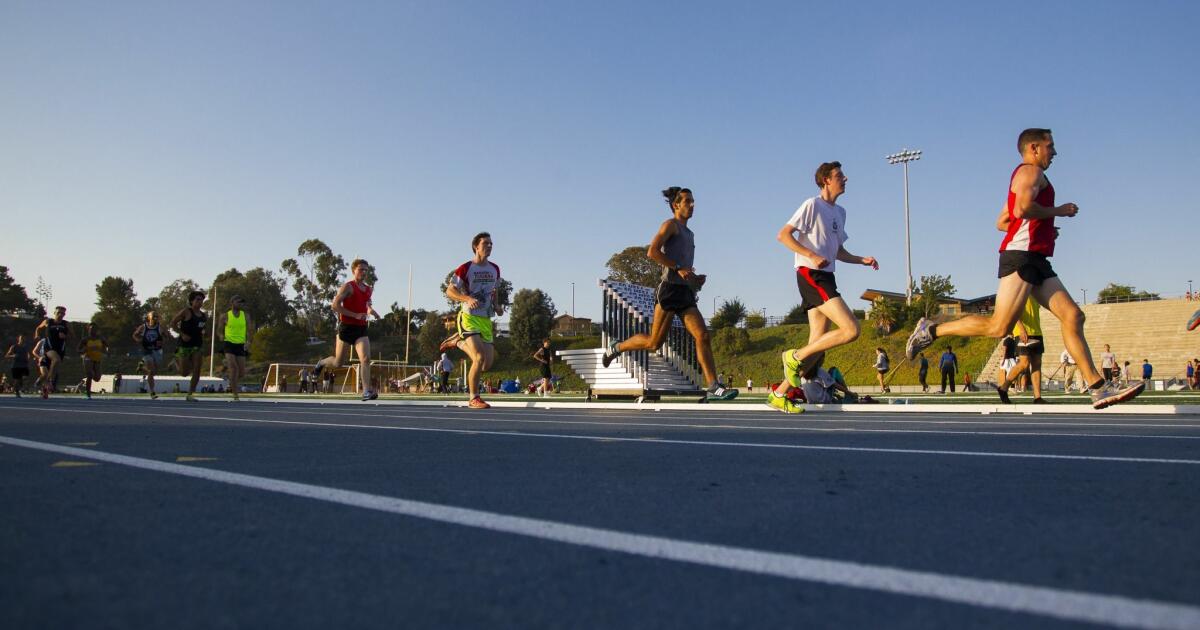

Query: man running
(33, 306), (71, 396)
(599, 188), (738, 402)
(77, 323), (109, 399)
(5, 335), (31, 397)
(170, 290), (208, 402)
(443, 233), (506, 409)
(766, 163), (878, 413)
(906, 128), (1143, 409)
(216, 295), (254, 401)
(532, 338), (554, 397)
(133, 311), (166, 399)
(313, 259), (381, 401)
(996, 296), (1046, 403)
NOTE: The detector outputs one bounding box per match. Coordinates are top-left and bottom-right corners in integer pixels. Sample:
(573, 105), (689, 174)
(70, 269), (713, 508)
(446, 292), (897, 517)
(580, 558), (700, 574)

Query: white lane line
(16, 402), (1200, 441)
(7, 405), (1200, 466)
(0, 435), (1196, 630)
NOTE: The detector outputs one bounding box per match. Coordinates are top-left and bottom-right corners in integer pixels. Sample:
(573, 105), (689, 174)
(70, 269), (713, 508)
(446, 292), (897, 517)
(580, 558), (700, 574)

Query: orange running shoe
(468, 397), (490, 409)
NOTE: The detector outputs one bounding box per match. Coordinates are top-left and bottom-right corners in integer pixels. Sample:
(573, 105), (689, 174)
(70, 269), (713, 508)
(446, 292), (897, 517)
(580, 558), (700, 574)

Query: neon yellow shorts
(457, 312), (494, 344)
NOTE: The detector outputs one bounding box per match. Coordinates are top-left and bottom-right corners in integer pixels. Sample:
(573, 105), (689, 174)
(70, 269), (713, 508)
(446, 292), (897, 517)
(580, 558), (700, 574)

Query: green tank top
(224, 310), (247, 344)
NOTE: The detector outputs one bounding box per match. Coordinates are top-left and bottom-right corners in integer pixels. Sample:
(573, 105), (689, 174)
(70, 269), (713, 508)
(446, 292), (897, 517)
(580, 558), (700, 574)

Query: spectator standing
(939, 346), (958, 394)
(439, 352), (453, 394)
(999, 335), (1018, 382)
(1059, 348), (1078, 393)
(1121, 361), (1132, 386)
(917, 352), (929, 393)
(1142, 359), (1152, 385)
(746, 378), (753, 392)
(1100, 344), (1117, 383)
(280, 373), (288, 393)
(963, 371), (975, 392)
(299, 368), (310, 394)
(1186, 360), (1195, 390)
(5, 335), (31, 397)
(873, 347), (890, 393)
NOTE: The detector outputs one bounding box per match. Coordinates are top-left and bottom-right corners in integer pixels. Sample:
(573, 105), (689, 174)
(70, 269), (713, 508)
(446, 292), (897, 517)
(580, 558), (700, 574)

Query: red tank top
(339, 282), (373, 324)
(999, 164), (1056, 256)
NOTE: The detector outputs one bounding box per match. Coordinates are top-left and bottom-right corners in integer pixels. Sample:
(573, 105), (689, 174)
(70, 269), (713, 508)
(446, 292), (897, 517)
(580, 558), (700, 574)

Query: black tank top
(180, 309), (206, 348)
(45, 319), (69, 351)
(142, 324), (162, 351)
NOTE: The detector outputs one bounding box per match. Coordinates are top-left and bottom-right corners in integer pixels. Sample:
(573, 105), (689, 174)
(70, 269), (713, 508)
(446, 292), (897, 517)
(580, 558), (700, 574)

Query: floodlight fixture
(885, 148), (922, 304)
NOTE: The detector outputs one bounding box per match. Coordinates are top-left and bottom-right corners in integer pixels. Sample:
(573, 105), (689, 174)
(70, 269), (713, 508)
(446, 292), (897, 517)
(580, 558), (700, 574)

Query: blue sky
(3, 1), (1198, 323)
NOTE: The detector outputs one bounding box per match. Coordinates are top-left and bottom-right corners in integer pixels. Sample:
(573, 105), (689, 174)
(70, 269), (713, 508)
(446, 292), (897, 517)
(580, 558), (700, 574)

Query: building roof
(860, 288), (996, 305)
(554, 314), (592, 323)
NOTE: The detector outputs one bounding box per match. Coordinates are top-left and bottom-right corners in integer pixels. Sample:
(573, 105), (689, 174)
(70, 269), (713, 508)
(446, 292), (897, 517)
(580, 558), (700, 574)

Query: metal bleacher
(555, 279), (704, 399)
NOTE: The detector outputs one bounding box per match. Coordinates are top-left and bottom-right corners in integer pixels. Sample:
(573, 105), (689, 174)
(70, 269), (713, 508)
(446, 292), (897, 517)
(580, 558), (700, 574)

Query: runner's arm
(647, 219), (686, 275)
(1012, 166), (1076, 219)
(836, 245), (878, 269)
(132, 324), (144, 344)
(245, 313), (254, 345)
(776, 224), (827, 267)
(215, 313), (225, 342)
(33, 320), (46, 339)
(170, 309), (189, 338)
(330, 284), (362, 320)
(996, 207), (1011, 231)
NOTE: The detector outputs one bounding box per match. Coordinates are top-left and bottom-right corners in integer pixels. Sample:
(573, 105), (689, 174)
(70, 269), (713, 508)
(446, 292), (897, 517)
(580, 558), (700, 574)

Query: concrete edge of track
(76, 396), (1200, 415)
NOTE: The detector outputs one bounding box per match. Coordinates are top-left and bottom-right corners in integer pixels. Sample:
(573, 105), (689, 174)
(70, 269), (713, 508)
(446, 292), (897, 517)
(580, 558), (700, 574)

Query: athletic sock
(607, 340), (621, 356)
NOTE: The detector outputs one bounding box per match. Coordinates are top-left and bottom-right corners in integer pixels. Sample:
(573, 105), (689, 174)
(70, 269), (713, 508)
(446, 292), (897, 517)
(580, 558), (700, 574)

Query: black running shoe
(996, 385), (1010, 404)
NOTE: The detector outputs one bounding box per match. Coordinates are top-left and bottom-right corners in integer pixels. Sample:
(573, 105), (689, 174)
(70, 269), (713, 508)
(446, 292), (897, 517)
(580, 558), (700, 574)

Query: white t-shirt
(1101, 352), (1116, 369)
(1060, 350), (1075, 365)
(786, 196), (848, 272)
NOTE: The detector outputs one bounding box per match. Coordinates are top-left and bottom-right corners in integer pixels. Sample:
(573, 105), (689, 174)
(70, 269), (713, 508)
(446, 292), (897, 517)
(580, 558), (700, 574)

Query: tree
(509, 289), (557, 355)
(210, 267), (291, 328)
(381, 303), (428, 337)
(744, 312), (766, 329)
(0, 266), (37, 315)
(147, 278), (201, 322)
(712, 326), (750, 355)
(34, 276), (53, 314)
(281, 239), (346, 339)
(783, 304), (808, 324)
(605, 245), (660, 287)
(417, 311), (451, 364)
(868, 297), (901, 334)
(439, 271), (513, 311)
(711, 298), (748, 330)
(249, 324), (308, 364)
(1097, 283), (1160, 304)
(92, 276), (143, 340)
(913, 274), (956, 319)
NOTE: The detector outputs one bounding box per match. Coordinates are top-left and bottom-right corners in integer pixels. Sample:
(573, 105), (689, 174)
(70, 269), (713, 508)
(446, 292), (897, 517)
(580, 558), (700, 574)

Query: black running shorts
(796, 268), (840, 311)
(540, 363), (552, 379)
(223, 341), (247, 357)
(11, 367), (28, 379)
(656, 282), (698, 313)
(998, 251), (1057, 286)
(338, 324), (368, 344)
(1016, 335), (1045, 358)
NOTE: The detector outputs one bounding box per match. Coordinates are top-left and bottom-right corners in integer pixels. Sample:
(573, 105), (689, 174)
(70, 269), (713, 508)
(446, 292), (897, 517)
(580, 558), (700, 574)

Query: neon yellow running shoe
(766, 391), (804, 414)
(781, 350), (804, 389)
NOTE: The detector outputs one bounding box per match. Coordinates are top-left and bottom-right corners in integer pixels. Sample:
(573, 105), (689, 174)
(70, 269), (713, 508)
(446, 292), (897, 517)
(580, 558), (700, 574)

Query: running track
(2, 398), (1199, 629)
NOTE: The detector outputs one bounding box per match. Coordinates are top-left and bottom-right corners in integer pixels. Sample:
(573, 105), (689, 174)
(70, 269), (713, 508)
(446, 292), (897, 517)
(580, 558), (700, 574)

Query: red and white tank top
(999, 164), (1056, 256)
(339, 281), (373, 324)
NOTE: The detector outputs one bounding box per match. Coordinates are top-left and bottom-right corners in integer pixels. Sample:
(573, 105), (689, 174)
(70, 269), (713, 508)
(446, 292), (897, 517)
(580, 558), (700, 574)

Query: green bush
(713, 326), (750, 355)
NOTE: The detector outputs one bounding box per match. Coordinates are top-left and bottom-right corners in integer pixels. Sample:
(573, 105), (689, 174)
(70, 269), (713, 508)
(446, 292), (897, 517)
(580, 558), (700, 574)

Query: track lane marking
(5, 405), (1200, 466)
(1, 434), (1196, 630)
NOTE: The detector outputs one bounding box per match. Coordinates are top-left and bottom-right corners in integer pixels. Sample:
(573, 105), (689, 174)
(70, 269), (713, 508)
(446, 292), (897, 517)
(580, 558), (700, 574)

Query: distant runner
(313, 259), (381, 401)
(766, 163), (878, 414)
(217, 295), (254, 401)
(171, 290), (208, 402)
(905, 128), (1143, 409)
(442, 233), (505, 409)
(33, 306), (71, 397)
(77, 323), (109, 399)
(995, 296), (1045, 404)
(532, 338), (554, 397)
(4, 335), (30, 397)
(133, 311), (166, 399)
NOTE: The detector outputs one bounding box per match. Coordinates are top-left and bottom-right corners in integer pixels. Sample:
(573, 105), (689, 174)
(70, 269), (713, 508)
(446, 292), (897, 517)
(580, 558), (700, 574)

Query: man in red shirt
(905, 129), (1142, 409)
(313, 259), (381, 401)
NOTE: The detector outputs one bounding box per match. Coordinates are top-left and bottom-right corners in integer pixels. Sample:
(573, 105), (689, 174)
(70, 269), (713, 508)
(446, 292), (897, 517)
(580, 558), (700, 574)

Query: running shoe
(1189, 308), (1200, 331)
(150, 392), (159, 400)
(312, 362), (324, 379)
(766, 391), (804, 414)
(601, 341), (621, 369)
(14, 390), (20, 398)
(361, 390), (378, 402)
(781, 350), (819, 389)
(40, 386), (48, 399)
(705, 383), (739, 401)
(85, 391), (91, 399)
(439, 333), (462, 353)
(186, 394), (197, 402)
(996, 384), (1011, 404)
(468, 396), (490, 409)
(1032, 397), (1047, 404)
(1091, 380), (1145, 410)
(232, 392), (241, 401)
(905, 317), (935, 360)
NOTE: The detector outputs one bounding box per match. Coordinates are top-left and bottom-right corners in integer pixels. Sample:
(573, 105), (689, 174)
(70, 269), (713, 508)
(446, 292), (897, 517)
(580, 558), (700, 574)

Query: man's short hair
(1018, 128), (1053, 154)
(472, 232), (491, 252)
(54, 306), (66, 313)
(351, 258), (369, 271)
(187, 291), (205, 302)
(815, 161), (842, 188)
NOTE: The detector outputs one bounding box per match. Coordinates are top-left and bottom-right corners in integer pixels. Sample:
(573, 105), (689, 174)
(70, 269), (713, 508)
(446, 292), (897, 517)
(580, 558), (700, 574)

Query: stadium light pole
(1082, 289), (1087, 305)
(713, 295), (722, 318)
(1189, 279), (1193, 297)
(571, 282), (575, 317)
(886, 148), (922, 305)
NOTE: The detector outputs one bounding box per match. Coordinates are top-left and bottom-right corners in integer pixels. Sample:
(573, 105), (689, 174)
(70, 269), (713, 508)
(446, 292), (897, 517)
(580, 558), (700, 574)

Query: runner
(442, 233), (506, 409)
(532, 338), (554, 397)
(31, 337), (50, 396)
(76, 323), (109, 399)
(4, 335), (31, 397)
(170, 290), (208, 402)
(32, 306), (71, 397)
(995, 296), (1046, 403)
(905, 128), (1143, 409)
(312, 259), (381, 401)
(599, 188), (738, 402)
(132, 311), (166, 399)
(766, 163), (878, 413)
(216, 295), (254, 401)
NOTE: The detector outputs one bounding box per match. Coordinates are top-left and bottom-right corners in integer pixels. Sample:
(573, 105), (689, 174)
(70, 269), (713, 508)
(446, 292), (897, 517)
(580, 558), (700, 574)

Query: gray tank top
(660, 220), (695, 285)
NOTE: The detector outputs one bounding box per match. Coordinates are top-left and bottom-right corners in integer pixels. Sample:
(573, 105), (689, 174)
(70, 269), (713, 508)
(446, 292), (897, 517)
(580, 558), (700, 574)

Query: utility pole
(886, 148), (922, 304)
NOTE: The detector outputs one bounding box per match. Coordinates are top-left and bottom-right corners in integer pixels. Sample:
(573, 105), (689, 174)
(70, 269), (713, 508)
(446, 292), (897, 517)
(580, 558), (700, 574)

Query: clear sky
(3, 1), (1198, 323)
